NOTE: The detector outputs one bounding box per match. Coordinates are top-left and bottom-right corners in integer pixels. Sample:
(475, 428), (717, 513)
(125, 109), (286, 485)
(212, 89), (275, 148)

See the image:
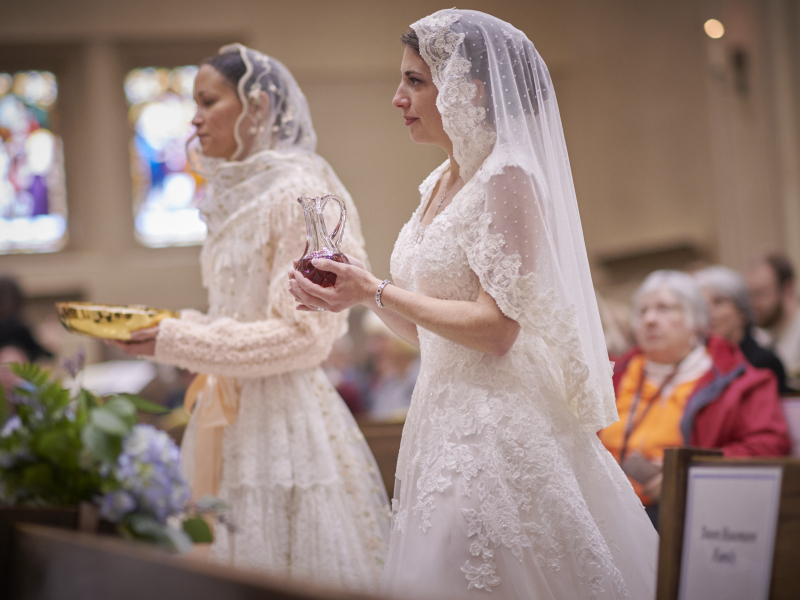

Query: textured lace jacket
(154, 150), (367, 376)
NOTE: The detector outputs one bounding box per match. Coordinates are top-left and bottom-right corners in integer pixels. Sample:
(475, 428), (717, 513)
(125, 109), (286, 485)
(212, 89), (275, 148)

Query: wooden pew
(657, 447), (800, 600)
(8, 524), (383, 600)
(0, 505), (102, 600)
(357, 420), (404, 497)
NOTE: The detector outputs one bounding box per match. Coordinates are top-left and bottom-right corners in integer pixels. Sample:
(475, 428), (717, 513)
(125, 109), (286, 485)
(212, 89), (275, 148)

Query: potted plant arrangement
(0, 358), (227, 555)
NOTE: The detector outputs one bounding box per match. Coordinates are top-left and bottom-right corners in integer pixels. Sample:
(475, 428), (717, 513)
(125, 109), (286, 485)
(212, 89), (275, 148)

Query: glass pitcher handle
(321, 194), (347, 250)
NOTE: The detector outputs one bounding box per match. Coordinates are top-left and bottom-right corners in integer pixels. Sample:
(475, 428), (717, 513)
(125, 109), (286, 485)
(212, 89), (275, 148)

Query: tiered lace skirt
(182, 367), (389, 592)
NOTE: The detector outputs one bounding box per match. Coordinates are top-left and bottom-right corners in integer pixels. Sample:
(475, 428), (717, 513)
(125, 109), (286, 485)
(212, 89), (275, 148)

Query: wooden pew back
(657, 448), (800, 600)
(8, 524), (381, 600)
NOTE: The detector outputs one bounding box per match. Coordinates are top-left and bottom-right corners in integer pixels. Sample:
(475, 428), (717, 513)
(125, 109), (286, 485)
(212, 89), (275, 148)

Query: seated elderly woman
(599, 270), (791, 528)
(695, 265), (791, 393)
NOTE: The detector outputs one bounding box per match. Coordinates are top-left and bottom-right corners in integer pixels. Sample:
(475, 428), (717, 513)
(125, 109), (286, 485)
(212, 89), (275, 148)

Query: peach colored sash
(183, 374), (240, 499)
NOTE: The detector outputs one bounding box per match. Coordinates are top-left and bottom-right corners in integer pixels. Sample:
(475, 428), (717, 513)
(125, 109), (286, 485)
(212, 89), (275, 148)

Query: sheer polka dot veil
(411, 9), (618, 431)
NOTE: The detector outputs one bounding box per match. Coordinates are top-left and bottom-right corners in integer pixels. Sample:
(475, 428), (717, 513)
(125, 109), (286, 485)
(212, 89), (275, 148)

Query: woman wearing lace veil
(291, 10), (657, 599)
(114, 44), (389, 590)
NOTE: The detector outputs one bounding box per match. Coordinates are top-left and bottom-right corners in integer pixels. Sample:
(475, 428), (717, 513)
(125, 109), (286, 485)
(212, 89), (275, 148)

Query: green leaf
(195, 496), (228, 513)
(91, 408), (130, 437)
(115, 393), (170, 415)
(0, 385), (7, 425)
(78, 389), (99, 410)
(22, 462), (53, 493)
(125, 513), (192, 554)
(40, 382), (70, 411)
(182, 517), (213, 543)
(35, 430), (73, 464)
(11, 363), (49, 388)
(75, 389), (98, 427)
(103, 397), (138, 428)
(81, 424), (121, 463)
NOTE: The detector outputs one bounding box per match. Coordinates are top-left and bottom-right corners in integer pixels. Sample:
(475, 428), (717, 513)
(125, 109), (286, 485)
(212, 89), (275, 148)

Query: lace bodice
(392, 163), (480, 304)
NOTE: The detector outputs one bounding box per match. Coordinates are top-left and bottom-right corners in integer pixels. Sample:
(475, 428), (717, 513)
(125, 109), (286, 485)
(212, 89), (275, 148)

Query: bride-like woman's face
(192, 64), (243, 160)
(392, 46), (450, 151)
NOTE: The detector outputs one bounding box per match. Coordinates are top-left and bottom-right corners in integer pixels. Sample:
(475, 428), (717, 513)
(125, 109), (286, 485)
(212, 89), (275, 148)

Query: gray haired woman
(695, 266), (790, 392)
(600, 270), (791, 529)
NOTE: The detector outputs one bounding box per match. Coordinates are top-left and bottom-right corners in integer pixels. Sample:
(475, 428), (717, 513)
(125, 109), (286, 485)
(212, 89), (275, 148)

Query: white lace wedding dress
(380, 162), (658, 599)
(153, 149), (389, 590)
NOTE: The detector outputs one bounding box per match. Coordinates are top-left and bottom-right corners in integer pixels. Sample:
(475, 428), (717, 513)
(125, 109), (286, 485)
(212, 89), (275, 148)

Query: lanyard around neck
(619, 359), (681, 462)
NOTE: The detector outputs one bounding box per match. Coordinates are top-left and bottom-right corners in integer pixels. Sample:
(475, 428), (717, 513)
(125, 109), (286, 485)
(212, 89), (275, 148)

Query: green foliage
(11, 363), (49, 388)
(80, 423), (122, 464)
(121, 513), (193, 554)
(91, 408), (131, 437)
(114, 393), (171, 415)
(0, 385), (7, 425)
(0, 361), (219, 553)
(182, 517), (213, 543)
(0, 364), (105, 505)
(0, 366), (132, 505)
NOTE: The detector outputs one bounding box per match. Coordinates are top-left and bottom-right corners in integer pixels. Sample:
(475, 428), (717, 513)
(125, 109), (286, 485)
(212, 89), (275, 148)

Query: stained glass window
(125, 66), (207, 247)
(0, 71), (67, 254)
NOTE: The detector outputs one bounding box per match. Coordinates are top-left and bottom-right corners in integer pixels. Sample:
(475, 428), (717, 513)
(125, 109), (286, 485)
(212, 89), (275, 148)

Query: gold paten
(56, 302), (179, 341)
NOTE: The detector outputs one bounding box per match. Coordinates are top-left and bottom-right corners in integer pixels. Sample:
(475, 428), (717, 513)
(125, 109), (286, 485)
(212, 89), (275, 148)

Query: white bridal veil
(411, 9), (618, 431)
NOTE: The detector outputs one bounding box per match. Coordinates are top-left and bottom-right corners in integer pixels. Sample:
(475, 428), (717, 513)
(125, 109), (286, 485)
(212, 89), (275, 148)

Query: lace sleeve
(452, 165), (618, 432)
(154, 191), (353, 379)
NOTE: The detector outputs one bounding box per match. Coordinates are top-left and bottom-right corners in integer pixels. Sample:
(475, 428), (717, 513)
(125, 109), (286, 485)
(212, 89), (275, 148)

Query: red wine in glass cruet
(296, 194), (350, 288)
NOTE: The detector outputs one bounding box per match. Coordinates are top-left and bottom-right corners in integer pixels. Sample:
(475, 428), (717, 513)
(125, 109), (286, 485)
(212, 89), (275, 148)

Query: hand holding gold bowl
(56, 302), (178, 341)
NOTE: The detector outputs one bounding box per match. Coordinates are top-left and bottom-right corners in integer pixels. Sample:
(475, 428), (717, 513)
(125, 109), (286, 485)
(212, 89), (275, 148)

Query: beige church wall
(0, 0), (798, 318)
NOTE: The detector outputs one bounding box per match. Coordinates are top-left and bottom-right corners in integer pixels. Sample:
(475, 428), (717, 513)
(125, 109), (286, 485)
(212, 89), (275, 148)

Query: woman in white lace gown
(291, 10), (657, 599)
(115, 44), (389, 590)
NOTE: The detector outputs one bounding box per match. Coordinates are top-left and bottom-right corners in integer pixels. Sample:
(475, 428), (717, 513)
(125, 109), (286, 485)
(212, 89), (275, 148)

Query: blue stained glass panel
(126, 66), (207, 247)
(0, 71), (67, 254)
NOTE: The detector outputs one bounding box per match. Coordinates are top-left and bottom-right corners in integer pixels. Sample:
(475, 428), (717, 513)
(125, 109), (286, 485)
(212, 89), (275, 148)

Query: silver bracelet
(375, 279), (393, 308)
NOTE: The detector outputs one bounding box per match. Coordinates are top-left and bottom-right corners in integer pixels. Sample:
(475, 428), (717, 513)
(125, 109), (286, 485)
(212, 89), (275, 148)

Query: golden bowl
(56, 302), (179, 341)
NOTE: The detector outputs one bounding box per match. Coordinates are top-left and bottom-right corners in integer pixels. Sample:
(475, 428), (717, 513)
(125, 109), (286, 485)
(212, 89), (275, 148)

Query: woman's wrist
(359, 273), (384, 307)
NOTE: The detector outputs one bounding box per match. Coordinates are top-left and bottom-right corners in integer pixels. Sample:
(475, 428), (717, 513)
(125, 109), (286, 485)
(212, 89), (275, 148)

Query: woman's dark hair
(764, 252), (795, 288)
(201, 51), (248, 89)
(400, 29), (420, 54)
(201, 49), (300, 146)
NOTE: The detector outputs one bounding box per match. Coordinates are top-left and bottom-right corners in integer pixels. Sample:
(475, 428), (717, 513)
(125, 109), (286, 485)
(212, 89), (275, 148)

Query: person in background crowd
(0, 278), (52, 394)
(322, 335), (368, 415)
(745, 252), (800, 381)
(695, 266), (791, 393)
(0, 278), (24, 324)
(596, 291), (636, 357)
(599, 270), (791, 529)
(361, 311), (418, 421)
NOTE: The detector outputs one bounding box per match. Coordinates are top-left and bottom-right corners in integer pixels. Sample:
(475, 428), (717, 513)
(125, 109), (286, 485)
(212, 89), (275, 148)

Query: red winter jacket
(611, 336), (791, 457)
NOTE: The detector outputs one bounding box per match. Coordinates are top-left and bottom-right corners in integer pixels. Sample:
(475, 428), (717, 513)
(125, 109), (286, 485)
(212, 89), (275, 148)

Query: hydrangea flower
(98, 490), (136, 521)
(101, 424), (190, 524)
(0, 415), (22, 438)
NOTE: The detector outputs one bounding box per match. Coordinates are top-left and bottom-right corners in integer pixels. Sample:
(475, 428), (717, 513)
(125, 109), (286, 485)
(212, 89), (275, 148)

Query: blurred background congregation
(2, 0), (800, 519)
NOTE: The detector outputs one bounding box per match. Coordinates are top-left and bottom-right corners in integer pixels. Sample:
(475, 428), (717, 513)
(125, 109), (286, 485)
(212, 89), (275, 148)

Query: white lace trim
(412, 12), (497, 181)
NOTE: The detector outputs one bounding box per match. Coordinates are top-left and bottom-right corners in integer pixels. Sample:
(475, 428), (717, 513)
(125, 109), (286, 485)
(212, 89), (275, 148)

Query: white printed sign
(678, 465), (782, 600)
